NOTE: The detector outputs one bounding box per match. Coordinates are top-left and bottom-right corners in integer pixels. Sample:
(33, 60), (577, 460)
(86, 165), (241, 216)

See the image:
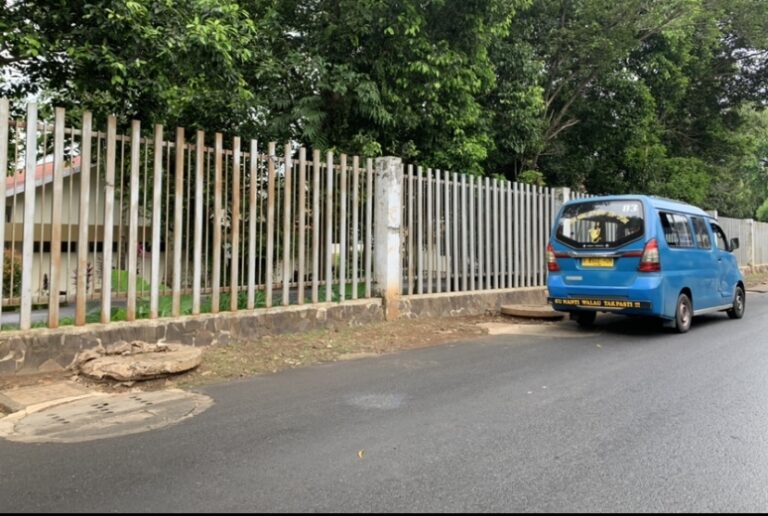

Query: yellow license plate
(581, 257), (614, 268)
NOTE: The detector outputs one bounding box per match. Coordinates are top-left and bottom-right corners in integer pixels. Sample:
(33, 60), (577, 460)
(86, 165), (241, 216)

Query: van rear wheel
(575, 311), (597, 328)
(674, 293), (692, 333)
(727, 286), (745, 319)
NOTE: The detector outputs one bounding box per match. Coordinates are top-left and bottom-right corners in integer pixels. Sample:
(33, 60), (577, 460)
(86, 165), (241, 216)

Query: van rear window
(556, 200), (644, 249)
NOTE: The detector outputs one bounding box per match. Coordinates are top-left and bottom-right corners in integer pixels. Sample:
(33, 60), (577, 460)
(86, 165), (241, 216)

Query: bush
(756, 198), (768, 222)
(517, 170), (546, 186)
(3, 250), (22, 298)
(111, 269), (151, 293)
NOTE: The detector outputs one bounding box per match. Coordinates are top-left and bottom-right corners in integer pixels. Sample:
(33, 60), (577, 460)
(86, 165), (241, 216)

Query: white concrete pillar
(748, 218), (756, 266)
(553, 187), (571, 237)
(553, 187), (571, 213)
(374, 157), (403, 320)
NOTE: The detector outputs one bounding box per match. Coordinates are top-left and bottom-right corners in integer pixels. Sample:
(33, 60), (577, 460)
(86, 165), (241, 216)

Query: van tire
(727, 286), (745, 319)
(575, 311), (597, 327)
(674, 293), (692, 333)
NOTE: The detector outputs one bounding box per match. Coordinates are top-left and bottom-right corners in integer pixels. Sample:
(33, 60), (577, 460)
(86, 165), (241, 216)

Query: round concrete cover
(78, 345), (203, 382)
(0, 390), (212, 444)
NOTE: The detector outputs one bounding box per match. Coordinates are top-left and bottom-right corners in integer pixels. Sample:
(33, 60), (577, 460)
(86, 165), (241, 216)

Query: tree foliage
(2, 0), (271, 132)
(490, 0), (768, 215)
(1, 0), (767, 216)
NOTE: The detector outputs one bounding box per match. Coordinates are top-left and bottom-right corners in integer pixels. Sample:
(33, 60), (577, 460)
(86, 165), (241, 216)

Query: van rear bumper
(547, 274), (666, 317)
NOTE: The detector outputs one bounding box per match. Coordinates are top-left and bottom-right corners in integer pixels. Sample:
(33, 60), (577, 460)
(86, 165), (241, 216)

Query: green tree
(266, 0), (528, 174)
(507, 0), (698, 170)
(495, 0), (768, 215)
(1, 0), (273, 134)
(2, 0), (767, 207)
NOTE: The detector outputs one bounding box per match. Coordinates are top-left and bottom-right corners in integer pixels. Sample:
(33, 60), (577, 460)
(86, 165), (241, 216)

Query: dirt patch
(172, 314), (512, 390)
(74, 315), (510, 392)
(745, 272), (768, 289)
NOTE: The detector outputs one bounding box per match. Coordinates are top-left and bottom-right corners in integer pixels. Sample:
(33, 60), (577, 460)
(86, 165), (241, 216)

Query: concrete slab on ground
(479, 322), (599, 339)
(500, 304), (565, 320)
(0, 381), (92, 413)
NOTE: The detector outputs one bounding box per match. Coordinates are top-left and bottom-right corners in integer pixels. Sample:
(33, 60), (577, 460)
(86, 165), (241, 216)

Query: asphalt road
(2, 294), (768, 512)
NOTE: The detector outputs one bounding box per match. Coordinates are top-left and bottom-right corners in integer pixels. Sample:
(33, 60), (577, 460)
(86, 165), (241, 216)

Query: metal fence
(717, 216), (768, 267)
(401, 168), (558, 293)
(757, 221), (768, 266)
(1, 100), (376, 330)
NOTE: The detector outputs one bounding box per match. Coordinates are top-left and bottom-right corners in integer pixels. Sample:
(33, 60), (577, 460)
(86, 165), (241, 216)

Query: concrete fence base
(0, 288), (547, 376)
(398, 287), (546, 319)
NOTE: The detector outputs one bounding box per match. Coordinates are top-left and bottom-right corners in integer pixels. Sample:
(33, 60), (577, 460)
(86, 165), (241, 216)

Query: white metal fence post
(19, 103), (38, 330)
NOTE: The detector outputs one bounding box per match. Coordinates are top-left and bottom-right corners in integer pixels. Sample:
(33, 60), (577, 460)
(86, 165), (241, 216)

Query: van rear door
(552, 199), (645, 287)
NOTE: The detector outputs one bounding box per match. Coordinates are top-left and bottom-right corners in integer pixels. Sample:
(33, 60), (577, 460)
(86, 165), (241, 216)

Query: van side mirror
(729, 237), (739, 251)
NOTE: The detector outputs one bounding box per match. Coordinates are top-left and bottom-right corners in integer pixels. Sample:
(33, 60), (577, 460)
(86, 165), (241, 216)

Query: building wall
(4, 167), (160, 301)
(6, 167), (148, 226)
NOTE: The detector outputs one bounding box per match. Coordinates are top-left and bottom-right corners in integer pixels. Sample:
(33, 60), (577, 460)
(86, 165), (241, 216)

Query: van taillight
(638, 239), (660, 272)
(547, 243), (560, 272)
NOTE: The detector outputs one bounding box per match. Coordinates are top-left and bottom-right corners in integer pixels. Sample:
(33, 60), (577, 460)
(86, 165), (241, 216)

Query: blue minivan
(546, 195), (745, 333)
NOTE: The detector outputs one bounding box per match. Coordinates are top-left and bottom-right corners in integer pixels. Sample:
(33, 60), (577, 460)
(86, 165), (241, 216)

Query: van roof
(564, 194), (713, 219)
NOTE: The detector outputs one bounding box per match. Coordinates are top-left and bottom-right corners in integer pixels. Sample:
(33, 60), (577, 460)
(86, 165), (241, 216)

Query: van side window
(690, 217), (712, 249)
(711, 223), (729, 251)
(659, 212), (694, 248)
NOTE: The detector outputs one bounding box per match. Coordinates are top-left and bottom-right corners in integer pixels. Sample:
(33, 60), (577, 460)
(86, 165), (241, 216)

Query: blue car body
(546, 195), (744, 328)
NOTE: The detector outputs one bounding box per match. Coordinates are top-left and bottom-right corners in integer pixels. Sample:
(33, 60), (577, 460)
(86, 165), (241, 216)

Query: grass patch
(111, 270), (152, 293)
(0, 282), (370, 330)
(129, 283), (367, 320)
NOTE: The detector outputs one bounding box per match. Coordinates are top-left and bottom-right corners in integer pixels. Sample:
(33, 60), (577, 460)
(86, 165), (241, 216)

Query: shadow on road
(577, 312), (734, 337)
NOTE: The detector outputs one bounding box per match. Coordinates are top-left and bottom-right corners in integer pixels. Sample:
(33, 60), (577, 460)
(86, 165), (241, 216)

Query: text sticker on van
(549, 298), (651, 310)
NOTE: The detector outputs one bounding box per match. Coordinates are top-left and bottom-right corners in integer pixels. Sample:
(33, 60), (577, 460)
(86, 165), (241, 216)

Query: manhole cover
(0, 390), (212, 444)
